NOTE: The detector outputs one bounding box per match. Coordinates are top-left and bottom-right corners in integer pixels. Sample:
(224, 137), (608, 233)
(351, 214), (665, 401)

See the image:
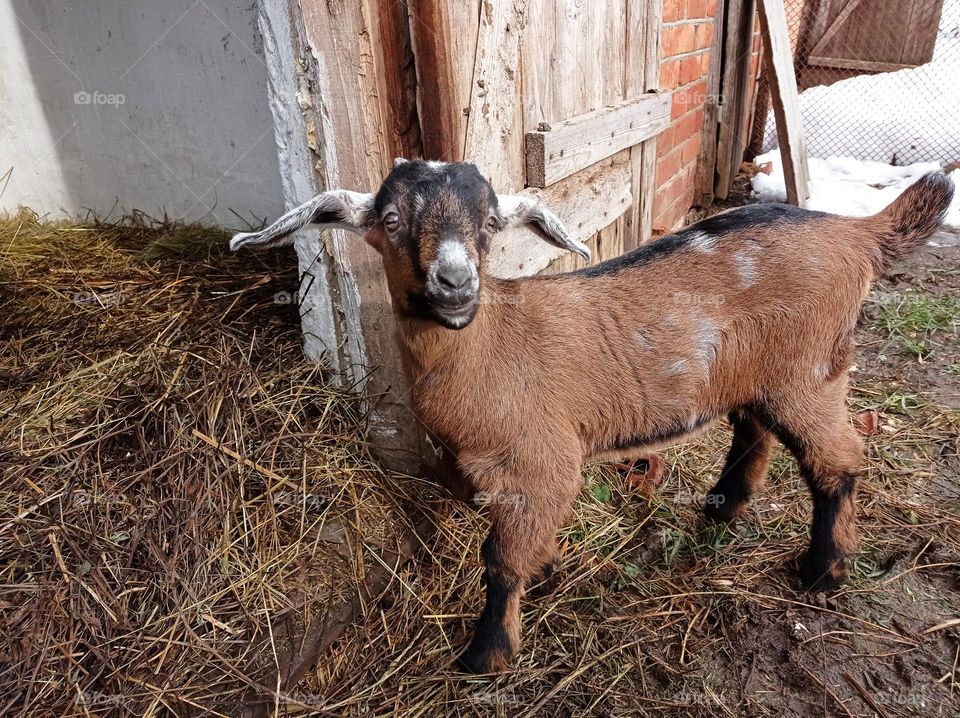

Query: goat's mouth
(430, 297), (479, 329)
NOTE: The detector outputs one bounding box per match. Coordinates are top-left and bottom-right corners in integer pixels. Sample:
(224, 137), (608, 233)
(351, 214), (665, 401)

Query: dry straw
(1, 211), (958, 716)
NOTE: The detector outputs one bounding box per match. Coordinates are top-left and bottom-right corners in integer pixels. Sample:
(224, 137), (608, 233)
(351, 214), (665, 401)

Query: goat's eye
(383, 212), (400, 231)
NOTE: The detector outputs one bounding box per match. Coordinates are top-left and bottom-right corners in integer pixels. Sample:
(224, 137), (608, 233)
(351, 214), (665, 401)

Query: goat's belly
(588, 413), (718, 462)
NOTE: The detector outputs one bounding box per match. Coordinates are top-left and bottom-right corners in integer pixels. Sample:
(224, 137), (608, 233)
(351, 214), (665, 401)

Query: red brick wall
(654, 0), (717, 232)
(654, 3), (766, 232)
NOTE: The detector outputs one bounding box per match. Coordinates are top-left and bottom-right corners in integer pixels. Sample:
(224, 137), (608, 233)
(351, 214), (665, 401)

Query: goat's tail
(867, 171), (954, 273)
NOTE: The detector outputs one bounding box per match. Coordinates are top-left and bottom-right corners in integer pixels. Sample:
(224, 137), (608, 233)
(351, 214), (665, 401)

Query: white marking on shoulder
(635, 329), (654, 351)
(693, 318), (720, 368)
(813, 362), (832, 381)
(687, 231), (717, 253)
(733, 249), (758, 288)
(426, 160), (449, 171)
(667, 359), (688, 374)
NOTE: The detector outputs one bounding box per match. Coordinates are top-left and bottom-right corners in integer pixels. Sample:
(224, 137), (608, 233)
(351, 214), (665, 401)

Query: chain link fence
(751, 0), (960, 166)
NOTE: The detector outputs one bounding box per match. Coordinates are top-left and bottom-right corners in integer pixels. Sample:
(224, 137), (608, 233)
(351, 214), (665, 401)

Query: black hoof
(703, 491), (747, 522)
(800, 552), (847, 591)
(457, 644), (510, 674)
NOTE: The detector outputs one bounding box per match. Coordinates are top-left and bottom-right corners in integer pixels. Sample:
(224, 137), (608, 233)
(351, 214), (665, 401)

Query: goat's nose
(436, 263), (473, 291)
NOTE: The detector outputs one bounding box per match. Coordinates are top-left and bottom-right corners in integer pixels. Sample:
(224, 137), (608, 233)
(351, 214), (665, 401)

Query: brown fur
(232, 163), (953, 674)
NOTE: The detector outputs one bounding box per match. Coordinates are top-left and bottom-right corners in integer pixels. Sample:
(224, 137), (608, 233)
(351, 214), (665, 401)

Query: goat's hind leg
(705, 411), (775, 521)
(767, 391), (863, 590)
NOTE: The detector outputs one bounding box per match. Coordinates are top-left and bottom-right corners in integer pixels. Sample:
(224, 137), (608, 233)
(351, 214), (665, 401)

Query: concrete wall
(0, 0), (284, 227)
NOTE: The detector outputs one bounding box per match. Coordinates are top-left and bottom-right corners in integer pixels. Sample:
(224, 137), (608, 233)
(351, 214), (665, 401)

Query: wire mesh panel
(752, 0), (960, 165)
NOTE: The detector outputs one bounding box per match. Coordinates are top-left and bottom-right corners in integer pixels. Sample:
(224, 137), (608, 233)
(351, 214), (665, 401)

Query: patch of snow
(761, 0), (960, 164)
(751, 149), (960, 228)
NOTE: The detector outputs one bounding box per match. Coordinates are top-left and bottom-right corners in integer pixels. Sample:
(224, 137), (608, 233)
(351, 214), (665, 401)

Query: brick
(679, 54), (701, 85)
(706, 0), (718, 16)
(685, 0), (708, 19)
(660, 58), (681, 90)
(663, 0), (684, 23)
(657, 123), (676, 153)
(671, 79), (708, 119)
(675, 107), (705, 142)
(695, 21), (714, 50)
(656, 146), (683, 189)
(700, 51), (712, 76)
(681, 134), (702, 165)
(662, 23), (696, 58)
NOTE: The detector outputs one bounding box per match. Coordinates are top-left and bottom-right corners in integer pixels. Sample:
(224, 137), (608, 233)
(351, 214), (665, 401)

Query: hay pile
(0, 211), (435, 716)
(2, 211), (958, 717)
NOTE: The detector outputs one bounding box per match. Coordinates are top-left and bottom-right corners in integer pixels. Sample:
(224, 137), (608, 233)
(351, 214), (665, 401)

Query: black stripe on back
(576, 202), (829, 277)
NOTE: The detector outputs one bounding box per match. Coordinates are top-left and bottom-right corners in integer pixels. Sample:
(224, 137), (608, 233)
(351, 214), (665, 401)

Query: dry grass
(1, 212), (958, 717)
(0, 211), (440, 716)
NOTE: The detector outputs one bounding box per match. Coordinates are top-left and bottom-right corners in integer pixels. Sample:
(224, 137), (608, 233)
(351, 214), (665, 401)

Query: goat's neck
(396, 278), (508, 384)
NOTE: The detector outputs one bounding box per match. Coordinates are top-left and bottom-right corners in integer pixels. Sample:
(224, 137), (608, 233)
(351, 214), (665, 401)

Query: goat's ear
(230, 190), (376, 251)
(495, 195), (591, 260)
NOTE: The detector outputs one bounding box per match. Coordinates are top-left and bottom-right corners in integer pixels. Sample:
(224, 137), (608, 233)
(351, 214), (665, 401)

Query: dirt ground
(2, 207), (958, 717)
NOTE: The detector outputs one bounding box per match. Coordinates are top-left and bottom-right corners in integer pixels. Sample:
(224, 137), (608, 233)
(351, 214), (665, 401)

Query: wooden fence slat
(524, 92), (670, 188)
(624, 0), (662, 248)
(757, 0), (810, 206)
(408, 0), (480, 160)
(714, 0), (757, 200)
(463, 0), (529, 190)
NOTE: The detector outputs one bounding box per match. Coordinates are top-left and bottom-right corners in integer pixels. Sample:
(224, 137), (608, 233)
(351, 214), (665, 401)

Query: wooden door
(409, 0), (668, 277)
(797, 0), (944, 89)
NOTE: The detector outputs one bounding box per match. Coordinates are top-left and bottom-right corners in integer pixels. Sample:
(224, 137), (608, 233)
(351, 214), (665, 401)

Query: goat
(231, 159), (954, 673)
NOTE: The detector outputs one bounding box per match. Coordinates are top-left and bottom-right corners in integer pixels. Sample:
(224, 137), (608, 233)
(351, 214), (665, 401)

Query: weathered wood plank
(463, 0), (529, 190)
(696, 0), (726, 206)
(623, 0), (662, 249)
(715, 0), (757, 200)
(524, 92), (670, 188)
(293, 0), (426, 473)
(488, 156), (632, 278)
(757, 0), (810, 206)
(805, 56), (916, 73)
(807, 0), (867, 58)
(407, 0), (480, 160)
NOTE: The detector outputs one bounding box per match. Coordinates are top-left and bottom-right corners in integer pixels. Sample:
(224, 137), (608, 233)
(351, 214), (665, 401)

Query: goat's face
(367, 161), (495, 328)
(230, 159), (589, 330)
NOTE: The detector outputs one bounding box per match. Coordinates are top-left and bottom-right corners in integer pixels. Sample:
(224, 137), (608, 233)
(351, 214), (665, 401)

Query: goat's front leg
(458, 469), (578, 673)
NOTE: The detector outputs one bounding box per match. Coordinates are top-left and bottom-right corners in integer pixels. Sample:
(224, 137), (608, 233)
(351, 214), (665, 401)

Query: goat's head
(230, 159), (588, 329)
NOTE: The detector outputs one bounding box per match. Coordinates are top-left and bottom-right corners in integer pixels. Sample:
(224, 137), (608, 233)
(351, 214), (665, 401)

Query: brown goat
(232, 160), (954, 674)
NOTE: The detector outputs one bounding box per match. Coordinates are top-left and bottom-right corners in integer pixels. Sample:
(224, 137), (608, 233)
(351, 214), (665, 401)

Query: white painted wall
(0, 0), (284, 227)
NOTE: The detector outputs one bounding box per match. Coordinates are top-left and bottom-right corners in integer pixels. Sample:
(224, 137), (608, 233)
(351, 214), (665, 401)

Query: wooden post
(714, 0), (757, 200)
(697, 0), (727, 206)
(757, 0), (810, 206)
(259, 0), (425, 474)
(624, 0), (663, 250)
